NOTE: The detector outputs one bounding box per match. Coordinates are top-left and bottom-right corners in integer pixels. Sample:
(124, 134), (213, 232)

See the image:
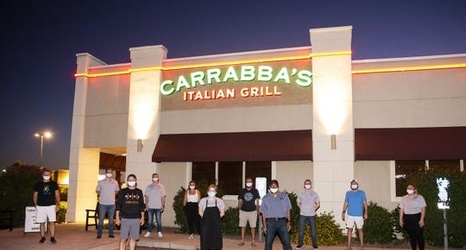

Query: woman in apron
(199, 184), (225, 250)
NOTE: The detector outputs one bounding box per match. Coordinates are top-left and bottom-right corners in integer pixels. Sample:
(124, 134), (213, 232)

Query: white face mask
(351, 184), (358, 190)
(407, 189), (414, 195)
(106, 173), (112, 178)
(246, 183), (253, 188)
(189, 185), (195, 190)
(304, 184), (311, 189)
(153, 177), (159, 182)
(43, 176), (51, 181)
(270, 188), (279, 193)
(127, 181), (136, 187)
(208, 191), (216, 197)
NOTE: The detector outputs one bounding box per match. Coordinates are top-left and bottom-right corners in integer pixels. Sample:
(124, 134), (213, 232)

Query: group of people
(33, 168), (427, 250)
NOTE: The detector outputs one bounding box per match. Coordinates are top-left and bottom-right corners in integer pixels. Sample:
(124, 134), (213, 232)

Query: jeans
(265, 219), (291, 250)
(97, 204), (115, 236)
(147, 208), (162, 233)
(298, 215), (317, 248)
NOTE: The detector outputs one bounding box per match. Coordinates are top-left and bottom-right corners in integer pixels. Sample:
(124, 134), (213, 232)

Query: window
(192, 161), (272, 195)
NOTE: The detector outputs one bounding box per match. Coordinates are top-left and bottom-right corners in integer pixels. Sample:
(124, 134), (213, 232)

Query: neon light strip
(74, 51), (351, 78)
(352, 63), (466, 74)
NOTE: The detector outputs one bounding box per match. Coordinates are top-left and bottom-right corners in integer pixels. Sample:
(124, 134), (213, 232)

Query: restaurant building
(67, 26), (466, 227)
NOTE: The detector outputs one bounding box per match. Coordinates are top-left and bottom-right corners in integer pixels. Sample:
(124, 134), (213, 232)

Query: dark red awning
(152, 130), (312, 162)
(355, 127), (466, 160)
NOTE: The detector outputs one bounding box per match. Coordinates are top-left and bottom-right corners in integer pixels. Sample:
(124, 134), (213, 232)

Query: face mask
(270, 188), (279, 193)
(153, 177), (159, 182)
(127, 181), (136, 187)
(208, 191), (216, 197)
(106, 173), (112, 178)
(304, 184), (311, 189)
(246, 183), (253, 188)
(189, 185), (195, 189)
(407, 189), (414, 195)
(351, 184), (358, 190)
(43, 176), (51, 181)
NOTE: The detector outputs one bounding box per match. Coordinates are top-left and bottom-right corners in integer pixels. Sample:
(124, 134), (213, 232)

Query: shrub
(357, 201), (394, 244)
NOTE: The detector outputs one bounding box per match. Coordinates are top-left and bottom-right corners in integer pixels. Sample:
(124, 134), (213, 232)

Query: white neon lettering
(240, 66), (255, 81)
(207, 68), (221, 84)
(296, 70), (312, 87)
(257, 66), (273, 81)
(273, 67), (290, 84)
(222, 66), (239, 82)
(190, 71), (205, 87)
(175, 76), (191, 92)
(160, 80), (175, 95)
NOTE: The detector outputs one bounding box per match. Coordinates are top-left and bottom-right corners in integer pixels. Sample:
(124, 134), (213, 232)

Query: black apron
(200, 199), (222, 250)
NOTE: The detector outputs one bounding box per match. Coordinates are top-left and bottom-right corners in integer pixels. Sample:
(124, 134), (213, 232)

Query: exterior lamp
(330, 134), (337, 150)
(34, 131), (52, 167)
(137, 139), (143, 152)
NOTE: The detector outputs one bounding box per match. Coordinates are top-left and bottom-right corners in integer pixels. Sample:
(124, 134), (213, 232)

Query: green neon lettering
(160, 80), (175, 95)
(175, 76), (191, 92)
(191, 71), (205, 87)
(296, 70), (312, 87)
(222, 66), (239, 82)
(206, 68), (221, 84)
(273, 67), (290, 84)
(240, 66), (255, 81)
(257, 66), (273, 81)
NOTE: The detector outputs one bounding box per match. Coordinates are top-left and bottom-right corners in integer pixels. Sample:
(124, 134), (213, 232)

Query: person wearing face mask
(95, 168), (120, 239)
(198, 184), (225, 250)
(33, 169), (60, 244)
(115, 174), (145, 250)
(237, 177), (260, 247)
(259, 179), (292, 250)
(296, 179), (320, 250)
(183, 180), (201, 239)
(399, 184), (427, 250)
(342, 179), (368, 250)
(144, 173), (166, 238)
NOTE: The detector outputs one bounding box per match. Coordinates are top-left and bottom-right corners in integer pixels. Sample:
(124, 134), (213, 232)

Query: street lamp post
(34, 131), (52, 168)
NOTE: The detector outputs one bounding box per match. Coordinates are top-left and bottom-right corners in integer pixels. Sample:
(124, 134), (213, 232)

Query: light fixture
(330, 134), (337, 150)
(137, 139), (143, 152)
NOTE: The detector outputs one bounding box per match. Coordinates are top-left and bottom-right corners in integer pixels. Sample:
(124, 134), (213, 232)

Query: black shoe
(296, 245), (303, 250)
(39, 237), (46, 244)
(97, 235), (102, 239)
(50, 237), (57, 244)
(109, 235), (115, 238)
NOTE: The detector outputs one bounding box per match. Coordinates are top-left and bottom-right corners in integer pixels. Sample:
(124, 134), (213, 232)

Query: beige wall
(275, 161), (313, 194)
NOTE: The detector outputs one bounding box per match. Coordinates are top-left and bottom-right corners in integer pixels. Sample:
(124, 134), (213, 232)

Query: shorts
(346, 215), (364, 229)
(120, 218), (140, 240)
(239, 210), (258, 228)
(36, 205), (56, 223)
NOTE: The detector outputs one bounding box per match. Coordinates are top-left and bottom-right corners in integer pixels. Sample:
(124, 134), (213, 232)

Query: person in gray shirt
(296, 179), (320, 250)
(96, 168), (120, 239)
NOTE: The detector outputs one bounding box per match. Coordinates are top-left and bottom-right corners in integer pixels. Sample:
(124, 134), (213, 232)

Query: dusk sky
(1, 0), (465, 170)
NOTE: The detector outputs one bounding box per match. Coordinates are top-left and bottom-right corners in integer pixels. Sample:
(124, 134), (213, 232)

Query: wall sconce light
(137, 139), (143, 152)
(330, 134), (337, 150)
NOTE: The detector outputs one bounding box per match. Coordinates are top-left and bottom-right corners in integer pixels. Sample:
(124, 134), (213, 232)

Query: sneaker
(39, 237), (46, 244)
(144, 231), (151, 237)
(158, 232), (163, 237)
(50, 237), (57, 244)
(188, 234), (194, 240)
(296, 245), (303, 250)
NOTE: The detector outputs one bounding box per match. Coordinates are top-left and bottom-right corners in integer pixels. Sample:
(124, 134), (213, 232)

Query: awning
(152, 130), (312, 162)
(355, 127), (466, 160)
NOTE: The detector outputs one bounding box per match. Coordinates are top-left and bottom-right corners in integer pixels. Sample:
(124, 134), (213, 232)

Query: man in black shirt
(237, 177), (260, 247)
(33, 169), (60, 244)
(115, 174), (145, 250)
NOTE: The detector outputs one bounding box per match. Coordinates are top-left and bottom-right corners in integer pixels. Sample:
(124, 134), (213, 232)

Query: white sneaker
(157, 232), (163, 237)
(188, 234), (194, 239)
(144, 231), (151, 237)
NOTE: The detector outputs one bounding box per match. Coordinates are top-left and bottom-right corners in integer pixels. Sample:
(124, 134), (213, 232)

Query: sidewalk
(0, 222), (412, 250)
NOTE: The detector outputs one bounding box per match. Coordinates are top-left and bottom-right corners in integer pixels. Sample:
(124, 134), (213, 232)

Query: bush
(357, 201), (394, 244)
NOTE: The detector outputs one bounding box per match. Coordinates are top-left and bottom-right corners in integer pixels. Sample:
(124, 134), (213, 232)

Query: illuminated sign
(436, 177), (450, 209)
(160, 64), (312, 101)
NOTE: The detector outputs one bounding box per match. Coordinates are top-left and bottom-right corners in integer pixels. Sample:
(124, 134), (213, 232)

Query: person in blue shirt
(342, 179), (368, 250)
(259, 179), (292, 250)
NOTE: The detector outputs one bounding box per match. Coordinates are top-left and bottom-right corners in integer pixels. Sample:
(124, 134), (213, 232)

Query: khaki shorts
(346, 215), (364, 229)
(36, 205), (56, 223)
(239, 210), (258, 228)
